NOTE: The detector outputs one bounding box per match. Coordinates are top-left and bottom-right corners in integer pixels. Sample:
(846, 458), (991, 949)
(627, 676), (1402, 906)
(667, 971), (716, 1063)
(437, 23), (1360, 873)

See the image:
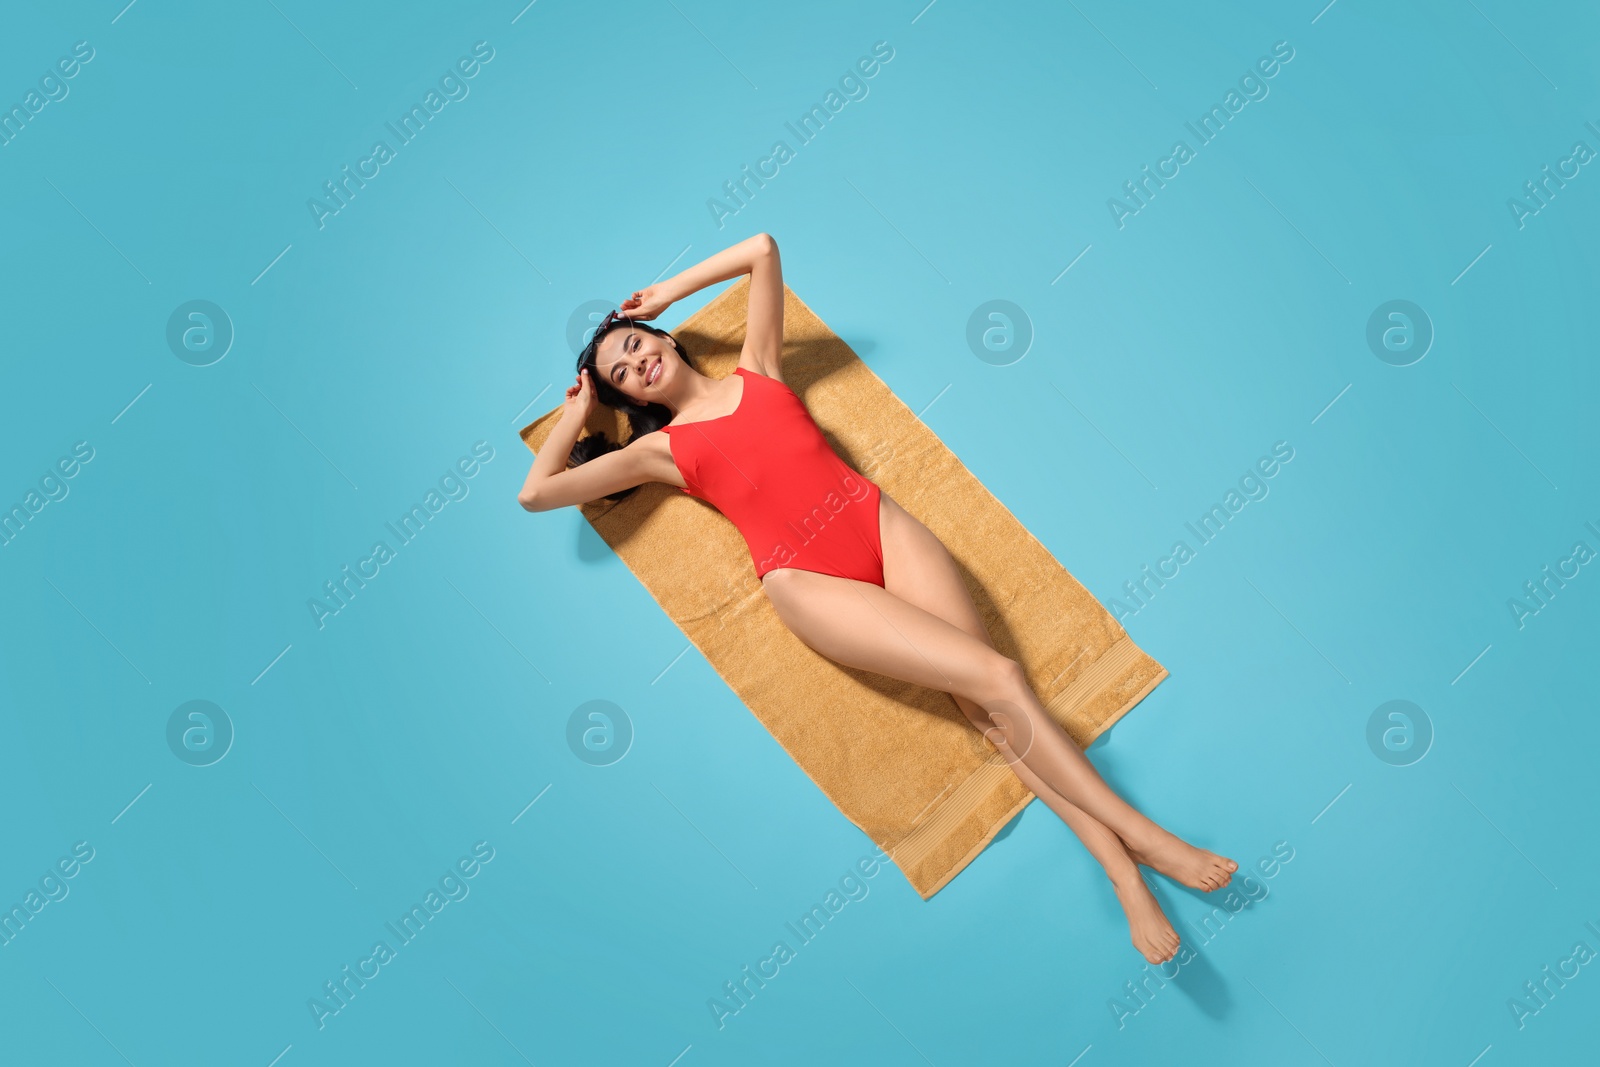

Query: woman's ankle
(1119, 823), (1173, 859)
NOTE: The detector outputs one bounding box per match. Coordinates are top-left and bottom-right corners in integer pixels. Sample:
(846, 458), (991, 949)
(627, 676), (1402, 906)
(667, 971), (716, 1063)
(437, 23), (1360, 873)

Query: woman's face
(593, 323), (678, 405)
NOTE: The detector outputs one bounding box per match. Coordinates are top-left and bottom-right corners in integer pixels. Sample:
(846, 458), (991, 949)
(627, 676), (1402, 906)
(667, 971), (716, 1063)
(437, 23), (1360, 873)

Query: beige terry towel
(520, 277), (1167, 898)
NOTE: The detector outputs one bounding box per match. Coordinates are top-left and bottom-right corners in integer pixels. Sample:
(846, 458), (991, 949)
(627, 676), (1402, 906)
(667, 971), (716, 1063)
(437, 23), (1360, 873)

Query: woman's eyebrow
(605, 333), (636, 380)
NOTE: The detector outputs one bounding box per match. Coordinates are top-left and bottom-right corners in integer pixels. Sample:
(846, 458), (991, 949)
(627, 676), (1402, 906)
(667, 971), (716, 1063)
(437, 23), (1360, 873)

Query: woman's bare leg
(761, 497), (1236, 881)
(988, 730), (1182, 963)
(762, 565), (1218, 961)
(960, 682), (1237, 893)
(871, 492), (1235, 890)
(859, 495), (1179, 961)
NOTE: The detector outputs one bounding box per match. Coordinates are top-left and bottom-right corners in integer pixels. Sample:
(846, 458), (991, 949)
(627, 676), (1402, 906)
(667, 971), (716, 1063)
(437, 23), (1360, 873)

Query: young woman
(519, 234), (1235, 963)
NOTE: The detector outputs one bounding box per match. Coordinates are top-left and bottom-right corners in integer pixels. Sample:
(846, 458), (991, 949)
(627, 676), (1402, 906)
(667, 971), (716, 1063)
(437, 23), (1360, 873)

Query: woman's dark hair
(568, 318), (694, 501)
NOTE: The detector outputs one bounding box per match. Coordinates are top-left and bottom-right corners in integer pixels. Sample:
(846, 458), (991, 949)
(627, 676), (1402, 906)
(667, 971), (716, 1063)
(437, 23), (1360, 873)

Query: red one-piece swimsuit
(661, 367), (885, 586)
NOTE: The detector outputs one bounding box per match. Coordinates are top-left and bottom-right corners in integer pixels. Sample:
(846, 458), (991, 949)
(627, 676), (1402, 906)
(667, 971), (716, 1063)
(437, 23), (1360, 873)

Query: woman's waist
(702, 457), (877, 515)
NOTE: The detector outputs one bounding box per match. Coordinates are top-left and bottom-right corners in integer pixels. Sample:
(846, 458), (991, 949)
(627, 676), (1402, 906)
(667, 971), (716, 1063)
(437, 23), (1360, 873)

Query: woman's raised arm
(519, 367), (650, 511)
(737, 234), (783, 378)
(518, 441), (651, 511)
(620, 233), (784, 379)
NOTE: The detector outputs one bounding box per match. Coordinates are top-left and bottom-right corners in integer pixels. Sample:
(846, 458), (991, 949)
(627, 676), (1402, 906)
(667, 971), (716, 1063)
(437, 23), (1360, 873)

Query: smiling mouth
(647, 358), (661, 385)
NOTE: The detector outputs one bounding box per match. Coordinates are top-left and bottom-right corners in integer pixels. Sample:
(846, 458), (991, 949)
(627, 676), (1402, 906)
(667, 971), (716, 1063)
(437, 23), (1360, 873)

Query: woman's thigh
(875, 489), (1004, 732)
(759, 564), (1014, 704)
(876, 491), (993, 650)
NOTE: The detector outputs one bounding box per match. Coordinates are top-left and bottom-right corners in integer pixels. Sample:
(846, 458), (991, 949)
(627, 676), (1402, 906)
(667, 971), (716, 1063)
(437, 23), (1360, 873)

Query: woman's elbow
(517, 489), (542, 512)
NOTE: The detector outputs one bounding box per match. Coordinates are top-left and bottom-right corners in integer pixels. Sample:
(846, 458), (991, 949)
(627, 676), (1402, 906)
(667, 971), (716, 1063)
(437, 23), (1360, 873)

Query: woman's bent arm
(658, 233), (775, 305)
(518, 411), (584, 509)
(738, 235), (783, 377)
(519, 425), (652, 511)
(655, 234), (783, 377)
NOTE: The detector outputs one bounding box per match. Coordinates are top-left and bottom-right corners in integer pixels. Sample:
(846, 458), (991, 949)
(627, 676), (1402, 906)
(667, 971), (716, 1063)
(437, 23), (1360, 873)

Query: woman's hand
(562, 368), (596, 422)
(619, 284), (673, 322)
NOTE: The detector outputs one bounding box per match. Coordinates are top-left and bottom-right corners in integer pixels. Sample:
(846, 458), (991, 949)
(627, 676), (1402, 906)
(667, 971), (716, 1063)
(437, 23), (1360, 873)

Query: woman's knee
(968, 654), (1029, 706)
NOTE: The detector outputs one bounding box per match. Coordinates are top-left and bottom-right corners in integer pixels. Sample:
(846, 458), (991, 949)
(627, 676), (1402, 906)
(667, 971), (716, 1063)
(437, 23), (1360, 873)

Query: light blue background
(2, 1), (1596, 1064)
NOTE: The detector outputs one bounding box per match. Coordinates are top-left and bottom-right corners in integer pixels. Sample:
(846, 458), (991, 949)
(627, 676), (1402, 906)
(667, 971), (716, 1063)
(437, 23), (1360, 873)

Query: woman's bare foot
(1112, 872), (1181, 964)
(1127, 829), (1237, 892)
